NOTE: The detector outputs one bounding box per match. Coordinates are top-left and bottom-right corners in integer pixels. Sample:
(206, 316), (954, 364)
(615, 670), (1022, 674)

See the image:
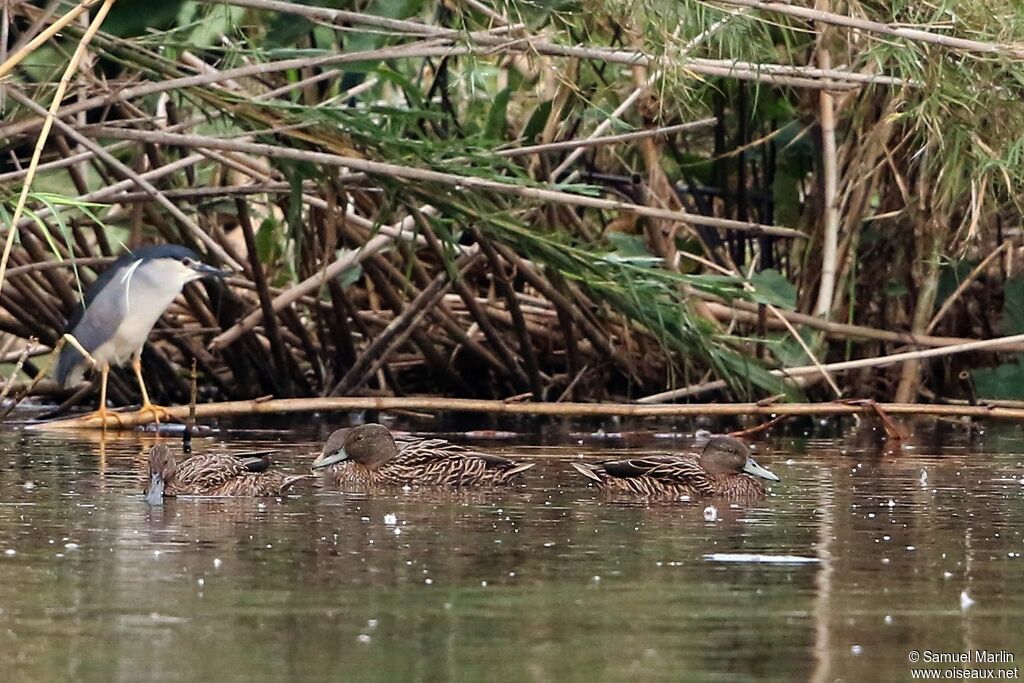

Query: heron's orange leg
(131, 353), (174, 425)
(86, 363), (124, 428)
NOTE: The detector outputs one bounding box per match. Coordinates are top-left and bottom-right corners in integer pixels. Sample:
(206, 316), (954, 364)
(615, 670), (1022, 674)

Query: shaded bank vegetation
(2, 0), (1024, 410)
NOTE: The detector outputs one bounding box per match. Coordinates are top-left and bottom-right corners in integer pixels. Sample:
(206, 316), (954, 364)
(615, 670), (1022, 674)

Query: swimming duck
(145, 444), (306, 503)
(571, 435), (779, 498)
(311, 423), (535, 487)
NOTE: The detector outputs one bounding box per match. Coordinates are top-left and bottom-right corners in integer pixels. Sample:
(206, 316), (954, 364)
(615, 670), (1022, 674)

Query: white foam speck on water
(357, 634), (371, 643)
(704, 553), (820, 564)
(64, 543), (79, 550)
(213, 558), (223, 569)
(384, 513), (398, 526)
(702, 506), (718, 522)
(4, 549), (14, 556)
(960, 590), (976, 610)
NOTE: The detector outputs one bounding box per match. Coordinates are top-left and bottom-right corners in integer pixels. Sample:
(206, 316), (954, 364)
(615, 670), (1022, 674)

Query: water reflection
(0, 416), (1020, 681)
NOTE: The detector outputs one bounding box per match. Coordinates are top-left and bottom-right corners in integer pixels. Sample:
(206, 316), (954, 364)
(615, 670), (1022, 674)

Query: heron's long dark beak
(743, 456), (780, 482)
(192, 263), (230, 278)
(311, 447), (349, 470)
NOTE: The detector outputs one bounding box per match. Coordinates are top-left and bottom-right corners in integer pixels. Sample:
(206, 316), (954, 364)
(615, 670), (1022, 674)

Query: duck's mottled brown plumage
(146, 444), (306, 499)
(312, 423), (535, 488)
(571, 435), (779, 499)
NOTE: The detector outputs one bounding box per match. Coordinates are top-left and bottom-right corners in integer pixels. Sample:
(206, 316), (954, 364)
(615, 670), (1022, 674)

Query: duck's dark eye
(356, 435), (364, 441)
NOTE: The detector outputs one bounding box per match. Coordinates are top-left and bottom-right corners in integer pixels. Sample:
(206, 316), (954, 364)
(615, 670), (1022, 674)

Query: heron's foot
(136, 401), (176, 426)
(83, 404), (126, 429)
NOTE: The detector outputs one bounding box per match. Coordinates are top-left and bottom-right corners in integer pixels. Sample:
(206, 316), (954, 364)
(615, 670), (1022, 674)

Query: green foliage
(749, 269), (796, 310)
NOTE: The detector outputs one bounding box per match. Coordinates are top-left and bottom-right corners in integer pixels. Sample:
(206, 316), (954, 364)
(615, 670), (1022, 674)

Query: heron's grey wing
(56, 263), (130, 385)
(73, 278), (128, 351)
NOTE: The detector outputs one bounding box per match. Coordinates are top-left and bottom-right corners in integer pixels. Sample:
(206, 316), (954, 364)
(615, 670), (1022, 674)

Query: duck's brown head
(146, 444), (177, 504)
(311, 423), (400, 470)
(700, 436), (780, 482)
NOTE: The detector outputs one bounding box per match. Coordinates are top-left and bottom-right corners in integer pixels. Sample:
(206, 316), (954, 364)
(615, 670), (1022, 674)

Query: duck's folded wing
(601, 455), (695, 478)
(240, 455), (272, 473)
(389, 449), (488, 485)
(174, 455), (251, 489)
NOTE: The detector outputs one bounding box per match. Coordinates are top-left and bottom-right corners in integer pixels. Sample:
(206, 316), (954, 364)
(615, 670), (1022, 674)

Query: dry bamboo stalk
(28, 397), (1024, 430)
(713, 0), (1024, 57)
(813, 2), (839, 319)
(0, 0), (100, 79)
(216, 0), (910, 87)
(0, 38), (461, 140)
(92, 127), (807, 239)
(496, 119), (717, 158)
(638, 330), (1024, 403)
(8, 153), (208, 232)
(700, 297), (1024, 352)
(0, 0), (115, 300)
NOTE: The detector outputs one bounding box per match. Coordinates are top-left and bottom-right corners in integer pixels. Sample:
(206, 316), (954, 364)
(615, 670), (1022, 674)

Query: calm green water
(0, 416), (1021, 682)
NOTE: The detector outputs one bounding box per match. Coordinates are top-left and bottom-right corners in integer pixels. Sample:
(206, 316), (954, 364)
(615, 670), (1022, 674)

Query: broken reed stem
(235, 198), (293, 396)
(0, 0), (115, 301)
(474, 229), (543, 400)
(183, 358), (197, 454)
(0, 337), (36, 412)
(766, 303), (841, 397)
(30, 397), (1024, 430)
(329, 253), (481, 395)
(414, 214), (530, 391)
(211, 213), (420, 348)
(926, 237), (1011, 334)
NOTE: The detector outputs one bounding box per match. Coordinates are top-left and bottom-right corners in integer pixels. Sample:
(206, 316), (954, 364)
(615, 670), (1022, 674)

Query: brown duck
(311, 423), (535, 487)
(145, 444), (306, 502)
(571, 435), (779, 498)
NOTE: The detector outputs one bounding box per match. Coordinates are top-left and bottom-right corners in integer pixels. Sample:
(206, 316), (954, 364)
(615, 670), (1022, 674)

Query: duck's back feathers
(327, 436), (533, 488)
(163, 453), (303, 497)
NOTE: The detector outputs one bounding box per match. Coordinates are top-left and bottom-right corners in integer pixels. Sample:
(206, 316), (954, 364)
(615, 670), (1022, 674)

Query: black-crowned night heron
(55, 245), (227, 423)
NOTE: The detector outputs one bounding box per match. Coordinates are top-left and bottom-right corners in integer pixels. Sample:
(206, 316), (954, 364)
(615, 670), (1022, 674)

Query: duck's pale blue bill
(311, 447), (350, 470)
(145, 475), (164, 505)
(743, 457), (780, 482)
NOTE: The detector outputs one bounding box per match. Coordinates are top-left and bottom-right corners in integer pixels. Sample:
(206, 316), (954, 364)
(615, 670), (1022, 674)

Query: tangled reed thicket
(3, 0), (1024, 411)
